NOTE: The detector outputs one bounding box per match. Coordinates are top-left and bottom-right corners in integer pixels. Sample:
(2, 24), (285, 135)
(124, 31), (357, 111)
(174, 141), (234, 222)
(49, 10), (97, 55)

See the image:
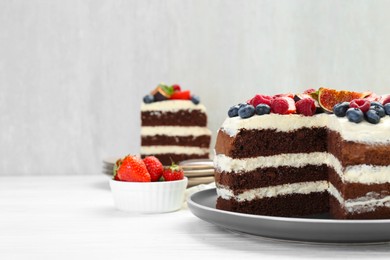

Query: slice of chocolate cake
(140, 84), (211, 165)
(214, 88), (390, 219)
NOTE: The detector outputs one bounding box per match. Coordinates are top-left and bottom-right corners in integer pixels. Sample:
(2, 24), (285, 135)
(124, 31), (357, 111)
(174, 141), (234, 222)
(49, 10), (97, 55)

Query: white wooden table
(1, 175), (390, 260)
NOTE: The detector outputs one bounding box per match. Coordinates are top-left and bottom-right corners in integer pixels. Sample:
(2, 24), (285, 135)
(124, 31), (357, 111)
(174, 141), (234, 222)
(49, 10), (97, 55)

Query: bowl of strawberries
(109, 154), (188, 213)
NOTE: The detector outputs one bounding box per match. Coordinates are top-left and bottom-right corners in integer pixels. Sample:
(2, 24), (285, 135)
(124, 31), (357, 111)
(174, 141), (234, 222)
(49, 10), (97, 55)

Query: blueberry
(238, 104), (255, 119)
(370, 101), (384, 109)
(384, 103), (390, 115)
(365, 109), (381, 124)
(255, 104), (271, 115)
(346, 108), (364, 123)
(370, 105), (386, 118)
(143, 94), (154, 104)
(333, 102), (350, 117)
(191, 95), (200, 105)
(228, 105), (239, 117)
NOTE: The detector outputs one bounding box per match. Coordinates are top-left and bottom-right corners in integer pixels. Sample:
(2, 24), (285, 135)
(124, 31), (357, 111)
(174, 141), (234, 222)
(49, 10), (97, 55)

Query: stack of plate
(179, 159), (215, 188)
(102, 157), (117, 177)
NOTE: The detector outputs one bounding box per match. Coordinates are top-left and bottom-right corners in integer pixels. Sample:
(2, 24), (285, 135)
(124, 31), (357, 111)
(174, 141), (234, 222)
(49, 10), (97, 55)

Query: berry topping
(385, 103), (390, 115)
(303, 88), (316, 94)
(172, 84), (181, 92)
(365, 109), (381, 124)
(271, 97), (296, 115)
(346, 108), (364, 123)
(143, 156), (164, 182)
(317, 87), (370, 113)
(228, 105), (239, 117)
(370, 105), (386, 118)
(248, 94), (272, 107)
(238, 104), (255, 119)
(382, 95), (390, 105)
(370, 101), (384, 109)
(333, 102), (350, 117)
(349, 99), (370, 113)
(191, 95), (200, 105)
(170, 90), (191, 100)
(115, 155), (151, 182)
(162, 163), (184, 181)
(143, 94), (154, 104)
(255, 104), (271, 115)
(296, 98), (316, 116)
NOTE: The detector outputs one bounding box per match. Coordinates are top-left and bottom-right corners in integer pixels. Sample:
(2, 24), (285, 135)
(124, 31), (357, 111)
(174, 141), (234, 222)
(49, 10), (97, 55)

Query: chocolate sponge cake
(214, 88), (390, 219)
(140, 84), (211, 165)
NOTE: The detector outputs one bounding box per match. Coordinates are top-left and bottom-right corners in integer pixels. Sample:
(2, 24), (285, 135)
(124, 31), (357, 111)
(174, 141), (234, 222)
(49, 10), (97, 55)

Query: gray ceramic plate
(187, 188), (390, 244)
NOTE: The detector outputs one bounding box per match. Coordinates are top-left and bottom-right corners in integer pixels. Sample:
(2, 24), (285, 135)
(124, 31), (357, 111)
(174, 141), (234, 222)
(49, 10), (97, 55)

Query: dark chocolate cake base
(216, 192), (329, 217)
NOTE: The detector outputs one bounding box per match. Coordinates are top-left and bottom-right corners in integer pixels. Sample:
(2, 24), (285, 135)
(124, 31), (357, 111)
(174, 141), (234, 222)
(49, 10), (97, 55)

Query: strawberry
(172, 84), (181, 92)
(247, 94), (272, 107)
(116, 155), (151, 182)
(350, 99), (370, 113)
(113, 158), (122, 180)
(162, 163), (184, 181)
(170, 90), (191, 100)
(296, 98), (316, 116)
(143, 156), (164, 182)
(271, 97), (296, 114)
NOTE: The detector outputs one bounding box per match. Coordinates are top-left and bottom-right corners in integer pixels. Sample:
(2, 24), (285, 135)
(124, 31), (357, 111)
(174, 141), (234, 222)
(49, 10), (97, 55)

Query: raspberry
(382, 95), (390, 105)
(271, 97), (296, 114)
(349, 99), (370, 113)
(248, 94), (272, 107)
(172, 84), (181, 92)
(296, 98), (316, 116)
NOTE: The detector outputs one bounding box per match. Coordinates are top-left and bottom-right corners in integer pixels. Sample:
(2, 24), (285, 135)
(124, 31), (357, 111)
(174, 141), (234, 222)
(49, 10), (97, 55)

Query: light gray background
(1, 0), (390, 175)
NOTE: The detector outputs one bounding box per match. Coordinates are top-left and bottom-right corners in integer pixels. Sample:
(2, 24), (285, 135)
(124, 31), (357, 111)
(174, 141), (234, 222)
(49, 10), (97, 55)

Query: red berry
(272, 93), (295, 99)
(143, 156), (164, 182)
(162, 163), (184, 181)
(172, 84), (181, 92)
(296, 98), (316, 116)
(271, 97), (296, 114)
(247, 94), (272, 107)
(303, 88), (316, 94)
(382, 95), (390, 105)
(170, 90), (191, 100)
(117, 155), (151, 182)
(350, 99), (370, 113)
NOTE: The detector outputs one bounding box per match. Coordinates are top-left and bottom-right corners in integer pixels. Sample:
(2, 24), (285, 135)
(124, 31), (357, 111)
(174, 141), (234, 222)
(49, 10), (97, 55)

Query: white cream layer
(217, 181), (328, 202)
(220, 113), (390, 144)
(141, 126), (211, 137)
(140, 146), (209, 155)
(328, 184), (390, 213)
(215, 152), (341, 173)
(141, 100), (206, 112)
(214, 153), (390, 184)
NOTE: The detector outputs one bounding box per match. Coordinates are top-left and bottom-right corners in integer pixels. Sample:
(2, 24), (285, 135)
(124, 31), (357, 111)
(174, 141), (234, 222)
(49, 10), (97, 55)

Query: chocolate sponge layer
(216, 192), (329, 217)
(215, 164), (328, 192)
(141, 110), (207, 126)
(142, 135), (211, 147)
(215, 127), (328, 158)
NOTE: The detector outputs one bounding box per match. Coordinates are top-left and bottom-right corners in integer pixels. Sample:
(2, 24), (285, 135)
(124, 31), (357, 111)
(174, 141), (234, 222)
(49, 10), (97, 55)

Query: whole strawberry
(143, 156), (164, 182)
(115, 155), (151, 182)
(162, 163), (184, 181)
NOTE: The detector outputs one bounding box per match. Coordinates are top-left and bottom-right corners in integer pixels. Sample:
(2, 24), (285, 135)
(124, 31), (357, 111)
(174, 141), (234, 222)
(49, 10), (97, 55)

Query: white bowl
(109, 177), (188, 213)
